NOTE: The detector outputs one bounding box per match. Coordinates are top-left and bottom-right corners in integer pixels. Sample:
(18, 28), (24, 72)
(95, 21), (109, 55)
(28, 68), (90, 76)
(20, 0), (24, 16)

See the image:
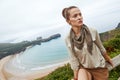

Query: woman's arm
(73, 70), (79, 80)
(102, 52), (114, 67)
(65, 36), (80, 79)
(94, 29), (113, 67)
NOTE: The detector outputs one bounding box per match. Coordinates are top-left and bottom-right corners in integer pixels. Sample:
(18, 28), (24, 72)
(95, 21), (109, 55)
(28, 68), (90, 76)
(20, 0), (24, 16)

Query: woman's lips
(78, 20), (83, 24)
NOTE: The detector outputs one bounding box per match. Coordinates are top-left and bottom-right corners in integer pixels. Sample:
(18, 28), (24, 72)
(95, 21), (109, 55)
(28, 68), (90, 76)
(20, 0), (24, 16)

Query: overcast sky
(0, 0), (120, 43)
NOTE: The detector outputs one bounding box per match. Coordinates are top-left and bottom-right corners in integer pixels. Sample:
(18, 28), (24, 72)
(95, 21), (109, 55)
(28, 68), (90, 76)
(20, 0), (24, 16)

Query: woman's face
(67, 8), (83, 27)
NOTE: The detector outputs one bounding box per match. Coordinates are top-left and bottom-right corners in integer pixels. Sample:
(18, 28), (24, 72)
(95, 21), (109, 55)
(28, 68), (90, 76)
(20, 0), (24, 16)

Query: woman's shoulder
(88, 26), (98, 41)
(88, 26), (97, 33)
(65, 33), (70, 41)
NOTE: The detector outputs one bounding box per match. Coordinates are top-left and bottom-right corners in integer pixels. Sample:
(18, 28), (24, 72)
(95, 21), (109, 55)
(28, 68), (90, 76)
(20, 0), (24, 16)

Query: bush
(109, 38), (120, 49)
(103, 38), (120, 52)
(109, 65), (120, 80)
(115, 34), (120, 38)
(37, 64), (73, 80)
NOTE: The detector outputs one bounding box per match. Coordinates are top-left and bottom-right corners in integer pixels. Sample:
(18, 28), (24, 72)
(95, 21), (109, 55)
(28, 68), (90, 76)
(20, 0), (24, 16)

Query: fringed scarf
(70, 24), (93, 54)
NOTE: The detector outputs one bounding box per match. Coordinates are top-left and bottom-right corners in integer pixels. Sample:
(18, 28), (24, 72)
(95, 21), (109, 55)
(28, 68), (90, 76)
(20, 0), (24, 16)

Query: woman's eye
(73, 14), (77, 18)
(79, 13), (81, 16)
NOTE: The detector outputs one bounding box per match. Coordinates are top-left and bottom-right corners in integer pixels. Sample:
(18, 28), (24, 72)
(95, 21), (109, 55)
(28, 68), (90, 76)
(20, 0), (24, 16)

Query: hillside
(100, 28), (120, 42)
(116, 22), (120, 29)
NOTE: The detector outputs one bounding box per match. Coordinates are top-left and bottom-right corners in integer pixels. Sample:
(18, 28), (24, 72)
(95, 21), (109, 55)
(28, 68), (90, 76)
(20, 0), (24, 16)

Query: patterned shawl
(70, 24), (93, 54)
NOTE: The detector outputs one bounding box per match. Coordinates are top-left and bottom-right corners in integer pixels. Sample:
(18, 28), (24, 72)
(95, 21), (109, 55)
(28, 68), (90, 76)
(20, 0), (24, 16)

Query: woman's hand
(107, 59), (114, 67)
(74, 78), (78, 80)
(103, 53), (114, 67)
(74, 70), (79, 80)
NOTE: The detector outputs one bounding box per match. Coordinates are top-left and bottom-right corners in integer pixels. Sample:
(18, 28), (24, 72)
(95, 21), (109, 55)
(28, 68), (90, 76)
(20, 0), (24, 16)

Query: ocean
(8, 38), (69, 70)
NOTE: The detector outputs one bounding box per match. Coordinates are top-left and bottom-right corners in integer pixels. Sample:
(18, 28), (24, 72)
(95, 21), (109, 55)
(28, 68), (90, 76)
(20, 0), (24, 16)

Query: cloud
(0, 0), (120, 42)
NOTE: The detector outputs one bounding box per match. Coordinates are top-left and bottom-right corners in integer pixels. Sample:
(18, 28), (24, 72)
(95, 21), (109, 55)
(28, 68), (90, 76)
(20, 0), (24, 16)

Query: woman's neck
(72, 26), (82, 35)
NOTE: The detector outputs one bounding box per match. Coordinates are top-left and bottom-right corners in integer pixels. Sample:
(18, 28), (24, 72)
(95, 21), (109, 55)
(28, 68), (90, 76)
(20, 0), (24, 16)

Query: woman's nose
(77, 15), (82, 20)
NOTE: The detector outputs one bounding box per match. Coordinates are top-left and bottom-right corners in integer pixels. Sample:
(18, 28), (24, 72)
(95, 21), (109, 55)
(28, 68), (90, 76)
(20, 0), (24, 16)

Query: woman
(62, 6), (113, 80)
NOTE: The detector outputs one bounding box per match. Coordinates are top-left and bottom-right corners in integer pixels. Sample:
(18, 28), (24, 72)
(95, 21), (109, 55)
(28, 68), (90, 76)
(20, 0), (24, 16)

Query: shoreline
(0, 55), (69, 80)
(29, 60), (69, 80)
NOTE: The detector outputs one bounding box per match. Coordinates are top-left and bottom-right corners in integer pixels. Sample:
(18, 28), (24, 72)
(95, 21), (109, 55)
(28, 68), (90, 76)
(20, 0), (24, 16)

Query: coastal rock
(40, 33), (61, 42)
(116, 22), (120, 29)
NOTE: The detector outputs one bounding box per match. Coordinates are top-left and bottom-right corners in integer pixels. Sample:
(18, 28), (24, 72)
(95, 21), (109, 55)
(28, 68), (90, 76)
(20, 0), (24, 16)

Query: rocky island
(36, 33), (61, 42)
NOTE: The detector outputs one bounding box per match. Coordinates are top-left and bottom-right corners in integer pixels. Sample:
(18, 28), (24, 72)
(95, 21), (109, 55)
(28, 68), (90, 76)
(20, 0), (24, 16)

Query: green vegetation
(36, 64), (73, 80)
(100, 28), (120, 42)
(103, 31), (120, 80)
(36, 28), (120, 80)
(0, 41), (41, 59)
(109, 65), (120, 80)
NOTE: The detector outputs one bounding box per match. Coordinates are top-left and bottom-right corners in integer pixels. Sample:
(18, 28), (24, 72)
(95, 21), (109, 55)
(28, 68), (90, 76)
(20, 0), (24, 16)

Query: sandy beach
(0, 55), (69, 80)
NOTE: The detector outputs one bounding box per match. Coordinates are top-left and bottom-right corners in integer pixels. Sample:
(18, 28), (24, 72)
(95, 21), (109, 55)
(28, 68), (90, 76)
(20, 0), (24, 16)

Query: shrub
(103, 38), (120, 52)
(37, 64), (73, 80)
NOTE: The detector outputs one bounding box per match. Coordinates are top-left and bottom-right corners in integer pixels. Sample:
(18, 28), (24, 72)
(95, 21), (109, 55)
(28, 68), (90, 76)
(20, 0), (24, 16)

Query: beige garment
(65, 27), (107, 71)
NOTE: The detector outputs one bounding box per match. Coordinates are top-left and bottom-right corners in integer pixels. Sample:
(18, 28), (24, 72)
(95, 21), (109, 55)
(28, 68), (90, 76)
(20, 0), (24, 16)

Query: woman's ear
(66, 20), (71, 25)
